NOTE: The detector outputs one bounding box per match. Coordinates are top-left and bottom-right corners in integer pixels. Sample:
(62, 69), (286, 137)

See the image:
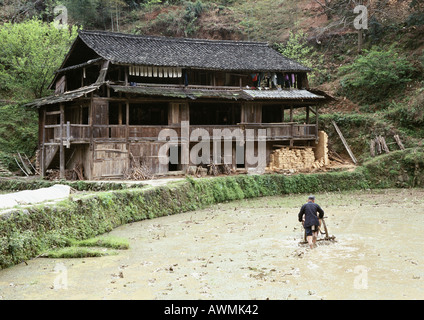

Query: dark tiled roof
(78, 30), (311, 72)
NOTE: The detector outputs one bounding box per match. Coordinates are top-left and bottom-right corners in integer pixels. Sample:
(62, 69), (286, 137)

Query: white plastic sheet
(0, 185), (71, 209)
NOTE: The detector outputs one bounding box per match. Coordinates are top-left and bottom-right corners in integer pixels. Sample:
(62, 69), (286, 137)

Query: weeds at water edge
(41, 236), (129, 258)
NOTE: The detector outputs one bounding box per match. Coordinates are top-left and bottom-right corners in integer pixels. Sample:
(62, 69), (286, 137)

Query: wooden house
(26, 30), (330, 180)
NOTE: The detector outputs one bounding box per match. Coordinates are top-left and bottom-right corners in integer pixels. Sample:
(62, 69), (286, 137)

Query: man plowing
(298, 195), (325, 249)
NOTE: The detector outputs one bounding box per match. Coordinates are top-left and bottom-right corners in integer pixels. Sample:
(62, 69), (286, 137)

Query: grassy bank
(1, 147), (423, 269)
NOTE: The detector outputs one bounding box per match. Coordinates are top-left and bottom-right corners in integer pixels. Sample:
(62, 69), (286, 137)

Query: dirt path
(0, 189), (423, 300)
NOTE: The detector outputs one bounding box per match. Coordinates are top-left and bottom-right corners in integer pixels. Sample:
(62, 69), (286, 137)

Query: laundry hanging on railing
(128, 66), (182, 78)
(254, 72), (297, 89)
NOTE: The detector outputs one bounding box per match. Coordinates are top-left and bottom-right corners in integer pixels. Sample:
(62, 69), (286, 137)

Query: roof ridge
(78, 30), (269, 47)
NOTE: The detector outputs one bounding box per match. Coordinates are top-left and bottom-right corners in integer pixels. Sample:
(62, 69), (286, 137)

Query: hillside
(0, 0), (423, 174)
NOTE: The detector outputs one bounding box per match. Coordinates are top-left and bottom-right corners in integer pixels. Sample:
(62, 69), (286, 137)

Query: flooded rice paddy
(0, 188), (423, 300)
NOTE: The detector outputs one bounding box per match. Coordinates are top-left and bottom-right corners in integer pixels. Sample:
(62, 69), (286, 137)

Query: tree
(275, 31), (315, 69)
(0, 103), (38, 171)
(63, 0), (127, 30)
(407, 0), (424, 26)
(0, 0), (60, 23)
(0, 19), (78, 100)
(275, 31), (325, 85)
(314, 0), (370, 52)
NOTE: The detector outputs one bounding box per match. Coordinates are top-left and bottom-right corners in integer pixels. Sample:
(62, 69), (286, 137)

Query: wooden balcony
(43, 122), (318, 145)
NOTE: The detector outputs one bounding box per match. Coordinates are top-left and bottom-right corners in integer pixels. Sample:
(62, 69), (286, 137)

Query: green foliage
(0, 0), (60, 22)
(318, 112), (396, 162)
(385, 86), (424, 136)
(43, 247), (118, 258)
(140, 0), (206, 36)
(319, 112), (376, 129)
(70, 236), (129, 249)
(406, 12), (424, 26)
(362, 147), (424, 188)
(275, 31), (326, 86)
(368, 16), (385, 44)
(183, 0), (205, 35)
(338, 47), (414, 103)
(275, 31), (315, 70)
(0, 19), (78, 100)
(63, 0), (128, 30)
(63, 0), (98, 28)
(0, 178), (146, 192)
(407, 0), (424, 26)
(235, 0), (300, 43)
(0, 104), (38, 170)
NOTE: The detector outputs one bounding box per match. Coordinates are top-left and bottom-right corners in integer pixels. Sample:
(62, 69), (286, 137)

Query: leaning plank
(375, 137), (381, 154)
(331, 121), (357, 164)
(379, 136), (390, 153)
(14, 156), (29, 176)
(18, 152), (32, 175)
(394, 134), (405, 150)
(370, 139), (376, 157)
(24, 153), (38, 174)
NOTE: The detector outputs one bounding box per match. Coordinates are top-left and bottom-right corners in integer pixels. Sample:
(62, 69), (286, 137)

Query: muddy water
(0, 188), (423, 300)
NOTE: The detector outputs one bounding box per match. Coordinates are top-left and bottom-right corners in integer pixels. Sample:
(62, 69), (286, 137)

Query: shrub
(0, 104), (38, 171)
(385, 87), (424, 136)
(339, 47), (414, 103)
(143, 0), (206, 37)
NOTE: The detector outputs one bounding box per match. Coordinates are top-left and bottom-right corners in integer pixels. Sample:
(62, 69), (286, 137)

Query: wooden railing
(240, 123), (317, 140)
(43, 122), (317, 144)
(44, 123), (91, 144)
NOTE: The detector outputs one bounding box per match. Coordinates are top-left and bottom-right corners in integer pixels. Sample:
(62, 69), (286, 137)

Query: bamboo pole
(331, 120), (357, 164)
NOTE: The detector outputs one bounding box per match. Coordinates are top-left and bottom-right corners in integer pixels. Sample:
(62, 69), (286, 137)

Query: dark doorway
(129, 102), (168, 125)
(262, 105), (283, 123)
(109, 102), (126, 125)
(190, 103), (241, 125)
(168, 145), (181, 171)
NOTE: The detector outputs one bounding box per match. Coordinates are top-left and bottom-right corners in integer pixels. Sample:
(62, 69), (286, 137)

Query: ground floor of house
(37, 92), (327, 180)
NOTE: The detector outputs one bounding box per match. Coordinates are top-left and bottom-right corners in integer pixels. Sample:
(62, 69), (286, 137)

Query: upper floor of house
(50, 30), (313, 96)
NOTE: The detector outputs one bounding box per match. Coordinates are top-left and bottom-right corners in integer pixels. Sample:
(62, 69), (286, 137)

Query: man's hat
(308, 195), (315, 200)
